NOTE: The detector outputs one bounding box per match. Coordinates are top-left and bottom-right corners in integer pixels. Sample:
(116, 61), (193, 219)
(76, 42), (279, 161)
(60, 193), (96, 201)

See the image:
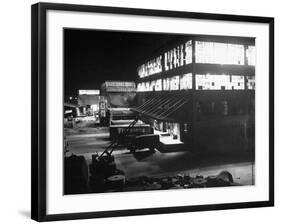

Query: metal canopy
(132, 94), (191, 122)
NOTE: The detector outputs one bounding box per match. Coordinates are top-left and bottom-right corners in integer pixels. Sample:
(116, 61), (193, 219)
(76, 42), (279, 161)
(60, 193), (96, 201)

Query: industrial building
(99, 81), (136, 125)
(78, 89), (100, 116)
(63, 32), (257, 195)
(100, 81), (136, 108)
(132, 35), (255, 153)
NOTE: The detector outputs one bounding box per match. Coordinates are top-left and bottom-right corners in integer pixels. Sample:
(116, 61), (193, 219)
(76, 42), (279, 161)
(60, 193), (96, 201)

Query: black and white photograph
(30, 2), (274, 222)
(63, 29), (256, 195)
(0, 0), (278, 223)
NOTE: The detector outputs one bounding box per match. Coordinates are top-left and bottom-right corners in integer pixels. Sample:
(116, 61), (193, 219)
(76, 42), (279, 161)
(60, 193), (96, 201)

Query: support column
(191, 38), (196, 152)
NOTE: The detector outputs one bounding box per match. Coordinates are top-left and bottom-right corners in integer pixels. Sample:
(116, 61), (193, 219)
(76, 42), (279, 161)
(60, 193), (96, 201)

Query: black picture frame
(31, 2), (274, 222)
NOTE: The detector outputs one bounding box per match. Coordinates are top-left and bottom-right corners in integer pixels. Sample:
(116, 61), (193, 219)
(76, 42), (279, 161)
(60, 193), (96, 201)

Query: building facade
(100, 81), (136, 108)
(133, 35), (255, 153)
(99, 81), (137, 125)
(78, 90), (100, 115)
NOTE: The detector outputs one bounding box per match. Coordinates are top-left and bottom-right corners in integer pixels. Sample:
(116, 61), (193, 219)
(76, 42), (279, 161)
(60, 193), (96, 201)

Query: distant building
(132, 35), (255, 153)
(78, 90), (100, 115)
(100, 81), (136, 108)
(64, 102), (80, 118)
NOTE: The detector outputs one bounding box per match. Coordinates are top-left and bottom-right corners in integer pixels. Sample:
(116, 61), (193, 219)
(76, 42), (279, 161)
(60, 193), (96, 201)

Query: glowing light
(163, 78), (171, 91)
(137, 74), (193, 92)
(196, 74), (245, 90)
(137, 56), (162, 78)
(155, 79), (162, 91)
(170, 76), (180, 90)
(185, 40), (192, 65)
(246, 76), (255, 89)
(195, 41), (244, 65)
(246, 46), (255, 66)
(180, 73), (192, 90)
(137, 79), (162, 92)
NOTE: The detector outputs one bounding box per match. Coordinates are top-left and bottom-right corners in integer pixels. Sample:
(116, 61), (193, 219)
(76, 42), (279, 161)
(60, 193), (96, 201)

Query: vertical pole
(191, 38), (196, 152)
(245, 44), (254, 185)
(244, 45), (248, 91)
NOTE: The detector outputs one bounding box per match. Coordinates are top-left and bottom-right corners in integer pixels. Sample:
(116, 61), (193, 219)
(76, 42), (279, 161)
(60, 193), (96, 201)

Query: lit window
(180, 73), (192, 90)
(246, 46), (255, 66)
(246, 76), (255, 90)
(163, 78), (171, 91)
(185, 40), (192, 64)
(137, 55), (162, 78)
(195, 41), (244, 65)
(150, 81), (156, 91)
(180, 44), (184, 66)
(137, 82), (149, 92)
(164, 52), (169, 71)
(137, 83), (142, 92)
(164, 41), (192, 71)
(145, 82), (150, 91)
(230, 75), (244, 90)
(155, 79), (162, 91)
(165, 50), (172, 71)
(196, 74), (245, 90)
(170, 76), (180, 90)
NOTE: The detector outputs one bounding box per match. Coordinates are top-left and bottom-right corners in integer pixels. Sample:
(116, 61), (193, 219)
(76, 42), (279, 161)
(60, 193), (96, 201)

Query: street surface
(65, 126), (255, 186)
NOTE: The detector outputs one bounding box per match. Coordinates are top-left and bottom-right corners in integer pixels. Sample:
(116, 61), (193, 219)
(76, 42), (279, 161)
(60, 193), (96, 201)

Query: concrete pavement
(65, 127), (255, 186)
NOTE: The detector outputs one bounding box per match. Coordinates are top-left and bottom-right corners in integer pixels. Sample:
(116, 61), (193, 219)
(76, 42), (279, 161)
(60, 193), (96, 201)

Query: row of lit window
(195, 42), (255, 66)
(246, 46), (255, 66)
(196, 74), (243, 90)
(137, 74), (255, 92)
(137, 73), (192, 92)
(137, 56), (162, 78)
(103, 81), (136, 87)
(195, 41), (245, 65)
(164, 40), (192, 71)
(196, 74), (255, 90)
(137, 41), (193, 78)
(138, 41), (255, 78)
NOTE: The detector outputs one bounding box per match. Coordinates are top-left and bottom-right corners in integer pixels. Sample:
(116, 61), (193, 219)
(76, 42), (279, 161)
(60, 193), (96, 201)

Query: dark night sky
(64, 29), (185, 97)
